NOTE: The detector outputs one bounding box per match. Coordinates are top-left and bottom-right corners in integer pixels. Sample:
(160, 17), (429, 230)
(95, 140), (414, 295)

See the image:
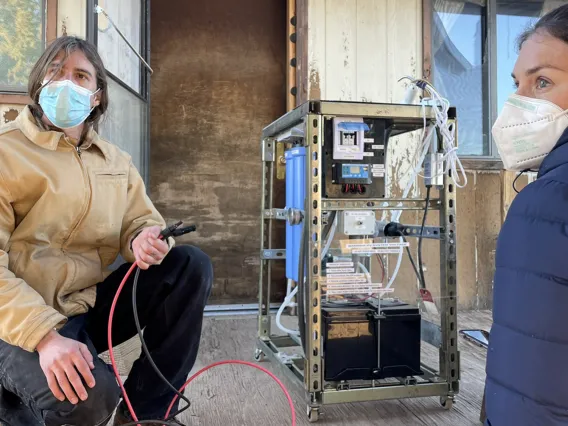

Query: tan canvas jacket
(0, 106), (168, 352)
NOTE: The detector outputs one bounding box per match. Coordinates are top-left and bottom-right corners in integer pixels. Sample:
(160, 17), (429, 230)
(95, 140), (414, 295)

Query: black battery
(321, 300), (423, 381)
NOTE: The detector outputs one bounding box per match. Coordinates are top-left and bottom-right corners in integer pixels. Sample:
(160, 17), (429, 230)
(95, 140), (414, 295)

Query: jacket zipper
(62, 141), (91, 247)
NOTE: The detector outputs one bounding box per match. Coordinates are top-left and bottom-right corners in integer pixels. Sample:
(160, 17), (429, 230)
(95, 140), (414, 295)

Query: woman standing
(486, 5), (568, 425)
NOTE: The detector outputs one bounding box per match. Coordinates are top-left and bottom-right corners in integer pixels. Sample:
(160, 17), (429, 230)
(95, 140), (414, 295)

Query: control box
(323, 117), (389, 198)
(332, 117), (368, 161)
(332, 163), (372, 185)
(341, 210), (376, 236)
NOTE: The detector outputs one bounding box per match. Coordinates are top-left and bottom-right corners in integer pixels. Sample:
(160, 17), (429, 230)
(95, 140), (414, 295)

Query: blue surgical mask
(39, 80), (99, 129)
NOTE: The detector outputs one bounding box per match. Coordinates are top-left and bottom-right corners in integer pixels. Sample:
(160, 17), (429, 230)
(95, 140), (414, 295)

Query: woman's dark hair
(27, 36), (109, 130)
(518, 5), (568, 50)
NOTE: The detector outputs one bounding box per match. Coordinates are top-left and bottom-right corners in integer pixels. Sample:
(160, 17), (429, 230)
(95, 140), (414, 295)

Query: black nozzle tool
(160, 221), (197, 239)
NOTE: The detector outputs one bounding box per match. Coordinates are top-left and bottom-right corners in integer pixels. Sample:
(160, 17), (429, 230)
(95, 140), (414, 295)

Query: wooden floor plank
(102, 310), (492, 425)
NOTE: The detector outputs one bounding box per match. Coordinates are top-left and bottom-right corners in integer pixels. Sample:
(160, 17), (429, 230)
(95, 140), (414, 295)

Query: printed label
(323, 276), (369, 284)
(346, 242), (409, 249)
(353, 249), (402, 254)
(325, 268), (356, 274)
(326, 261), (355, 268)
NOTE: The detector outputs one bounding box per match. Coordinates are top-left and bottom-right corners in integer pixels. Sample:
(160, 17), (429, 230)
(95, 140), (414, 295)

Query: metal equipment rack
(256, 101), (460, 422)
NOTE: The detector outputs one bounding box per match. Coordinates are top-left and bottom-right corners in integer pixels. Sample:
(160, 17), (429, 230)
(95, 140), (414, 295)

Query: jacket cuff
(21, 311), (68, 352)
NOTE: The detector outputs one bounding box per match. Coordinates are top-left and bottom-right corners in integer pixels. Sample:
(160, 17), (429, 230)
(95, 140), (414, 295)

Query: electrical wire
(94, 5), (153, 74)
(132, 267), (191, 420)
(386, 76), (465, 290)
(163, 360), (297, 424)
(400, 76), (467, 189)
(417, 186), (431, 290)
(376, 254), (385, 284)
(398, 234), (422, 285)
(108, 252), (297, 426)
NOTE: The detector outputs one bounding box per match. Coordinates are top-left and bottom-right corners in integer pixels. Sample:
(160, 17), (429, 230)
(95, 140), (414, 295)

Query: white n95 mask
(492, 94), (568, 171)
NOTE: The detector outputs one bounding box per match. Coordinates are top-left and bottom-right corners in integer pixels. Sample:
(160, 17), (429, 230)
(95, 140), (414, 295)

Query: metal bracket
(261, 138), (276, 162)
(264, 208), (304, 225)
(322, 198), (441, 211)
(264, 208), (288, 220)
(421, 319), (442, 348)
(400, 225), (442, 240)
(261, 249), (286, 260)
(276, 143), (286, 180)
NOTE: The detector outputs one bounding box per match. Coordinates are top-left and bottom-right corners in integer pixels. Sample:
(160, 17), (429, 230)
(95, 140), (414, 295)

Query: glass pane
(496, 1), (568, 113)
(432, 1), (489, 156)
(98, 77), (147, 178)
(97, 0), (142, 93)
(0, 0), (45, 91)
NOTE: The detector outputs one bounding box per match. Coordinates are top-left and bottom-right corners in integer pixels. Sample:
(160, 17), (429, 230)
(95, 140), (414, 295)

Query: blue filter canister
(285, 147), (306, 282)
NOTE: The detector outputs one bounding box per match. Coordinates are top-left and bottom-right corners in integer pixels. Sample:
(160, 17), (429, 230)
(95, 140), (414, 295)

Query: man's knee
(44, 364), (120, 426)
(170, 245), (213, 293)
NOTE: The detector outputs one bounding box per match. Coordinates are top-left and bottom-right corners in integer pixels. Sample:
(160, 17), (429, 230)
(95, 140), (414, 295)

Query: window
(432, 1), (488, 156)
(430, 0), (567, 159)
(98, 77), (147, 174)
(0, 0), (46, 93)
(89, 0), (150, 183)
(96, 0), (143, 93)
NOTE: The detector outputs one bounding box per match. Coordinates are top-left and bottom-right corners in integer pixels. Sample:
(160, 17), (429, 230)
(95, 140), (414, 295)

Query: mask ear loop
(551, 108), (568, 120)
(513, 168), (534, 194)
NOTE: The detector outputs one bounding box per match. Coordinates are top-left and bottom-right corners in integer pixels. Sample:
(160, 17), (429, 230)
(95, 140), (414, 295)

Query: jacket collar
(15, 106), (110, 160)
(538, 127), (568, 178)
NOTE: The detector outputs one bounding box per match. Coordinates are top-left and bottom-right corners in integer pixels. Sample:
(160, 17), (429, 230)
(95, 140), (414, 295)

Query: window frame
(424, 0), (503, 166)
(87, 0), (151, 185)
(0, 0), (57, 104)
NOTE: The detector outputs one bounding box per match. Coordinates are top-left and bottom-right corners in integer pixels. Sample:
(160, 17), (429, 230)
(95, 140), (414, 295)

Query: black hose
(132, 268), (190, 423)
(417, 186), (431, 290)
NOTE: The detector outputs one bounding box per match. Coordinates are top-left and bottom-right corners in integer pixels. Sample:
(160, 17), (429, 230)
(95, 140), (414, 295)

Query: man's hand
(132, 225), (169, 270)
(36, 330), (96, 404)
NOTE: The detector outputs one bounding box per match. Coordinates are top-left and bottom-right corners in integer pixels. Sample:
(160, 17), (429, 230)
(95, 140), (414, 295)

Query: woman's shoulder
(509, 173), (568, 224)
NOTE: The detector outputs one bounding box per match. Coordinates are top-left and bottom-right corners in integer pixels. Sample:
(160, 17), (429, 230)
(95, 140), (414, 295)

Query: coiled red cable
(107, 262), (297, 426)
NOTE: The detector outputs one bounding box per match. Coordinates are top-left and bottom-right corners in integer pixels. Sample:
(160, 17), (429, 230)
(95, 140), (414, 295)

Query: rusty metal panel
(150, 0), (287, 303)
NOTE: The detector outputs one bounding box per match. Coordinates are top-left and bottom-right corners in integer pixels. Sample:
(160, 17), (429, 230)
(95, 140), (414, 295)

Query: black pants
(0, 245), (213, 426)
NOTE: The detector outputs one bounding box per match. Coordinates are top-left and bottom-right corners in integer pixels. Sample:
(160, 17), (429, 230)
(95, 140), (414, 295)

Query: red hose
(163, 360), (297, 425)
(107, 263), (140, 423)
(107, 262), (297, 426)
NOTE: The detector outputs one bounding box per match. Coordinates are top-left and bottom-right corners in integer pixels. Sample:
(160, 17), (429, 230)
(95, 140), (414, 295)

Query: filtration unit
(256, 100), (460, 422)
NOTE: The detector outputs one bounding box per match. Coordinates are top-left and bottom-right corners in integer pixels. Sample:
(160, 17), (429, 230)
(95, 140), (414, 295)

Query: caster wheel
(440, 396), (454, 410)
(254, 348), (265, 362)
(307, 406), (320, 423)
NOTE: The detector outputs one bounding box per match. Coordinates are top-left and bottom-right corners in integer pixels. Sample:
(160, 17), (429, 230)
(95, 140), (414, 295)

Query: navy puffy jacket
(485, 129), (568, 425)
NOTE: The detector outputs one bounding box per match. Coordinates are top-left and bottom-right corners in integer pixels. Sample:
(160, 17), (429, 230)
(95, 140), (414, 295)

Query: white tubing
(358, 262), (372, 283)
(276, 286), (300, 336)
(284, 278), (297, 307)
(322, 214), (338, 259)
